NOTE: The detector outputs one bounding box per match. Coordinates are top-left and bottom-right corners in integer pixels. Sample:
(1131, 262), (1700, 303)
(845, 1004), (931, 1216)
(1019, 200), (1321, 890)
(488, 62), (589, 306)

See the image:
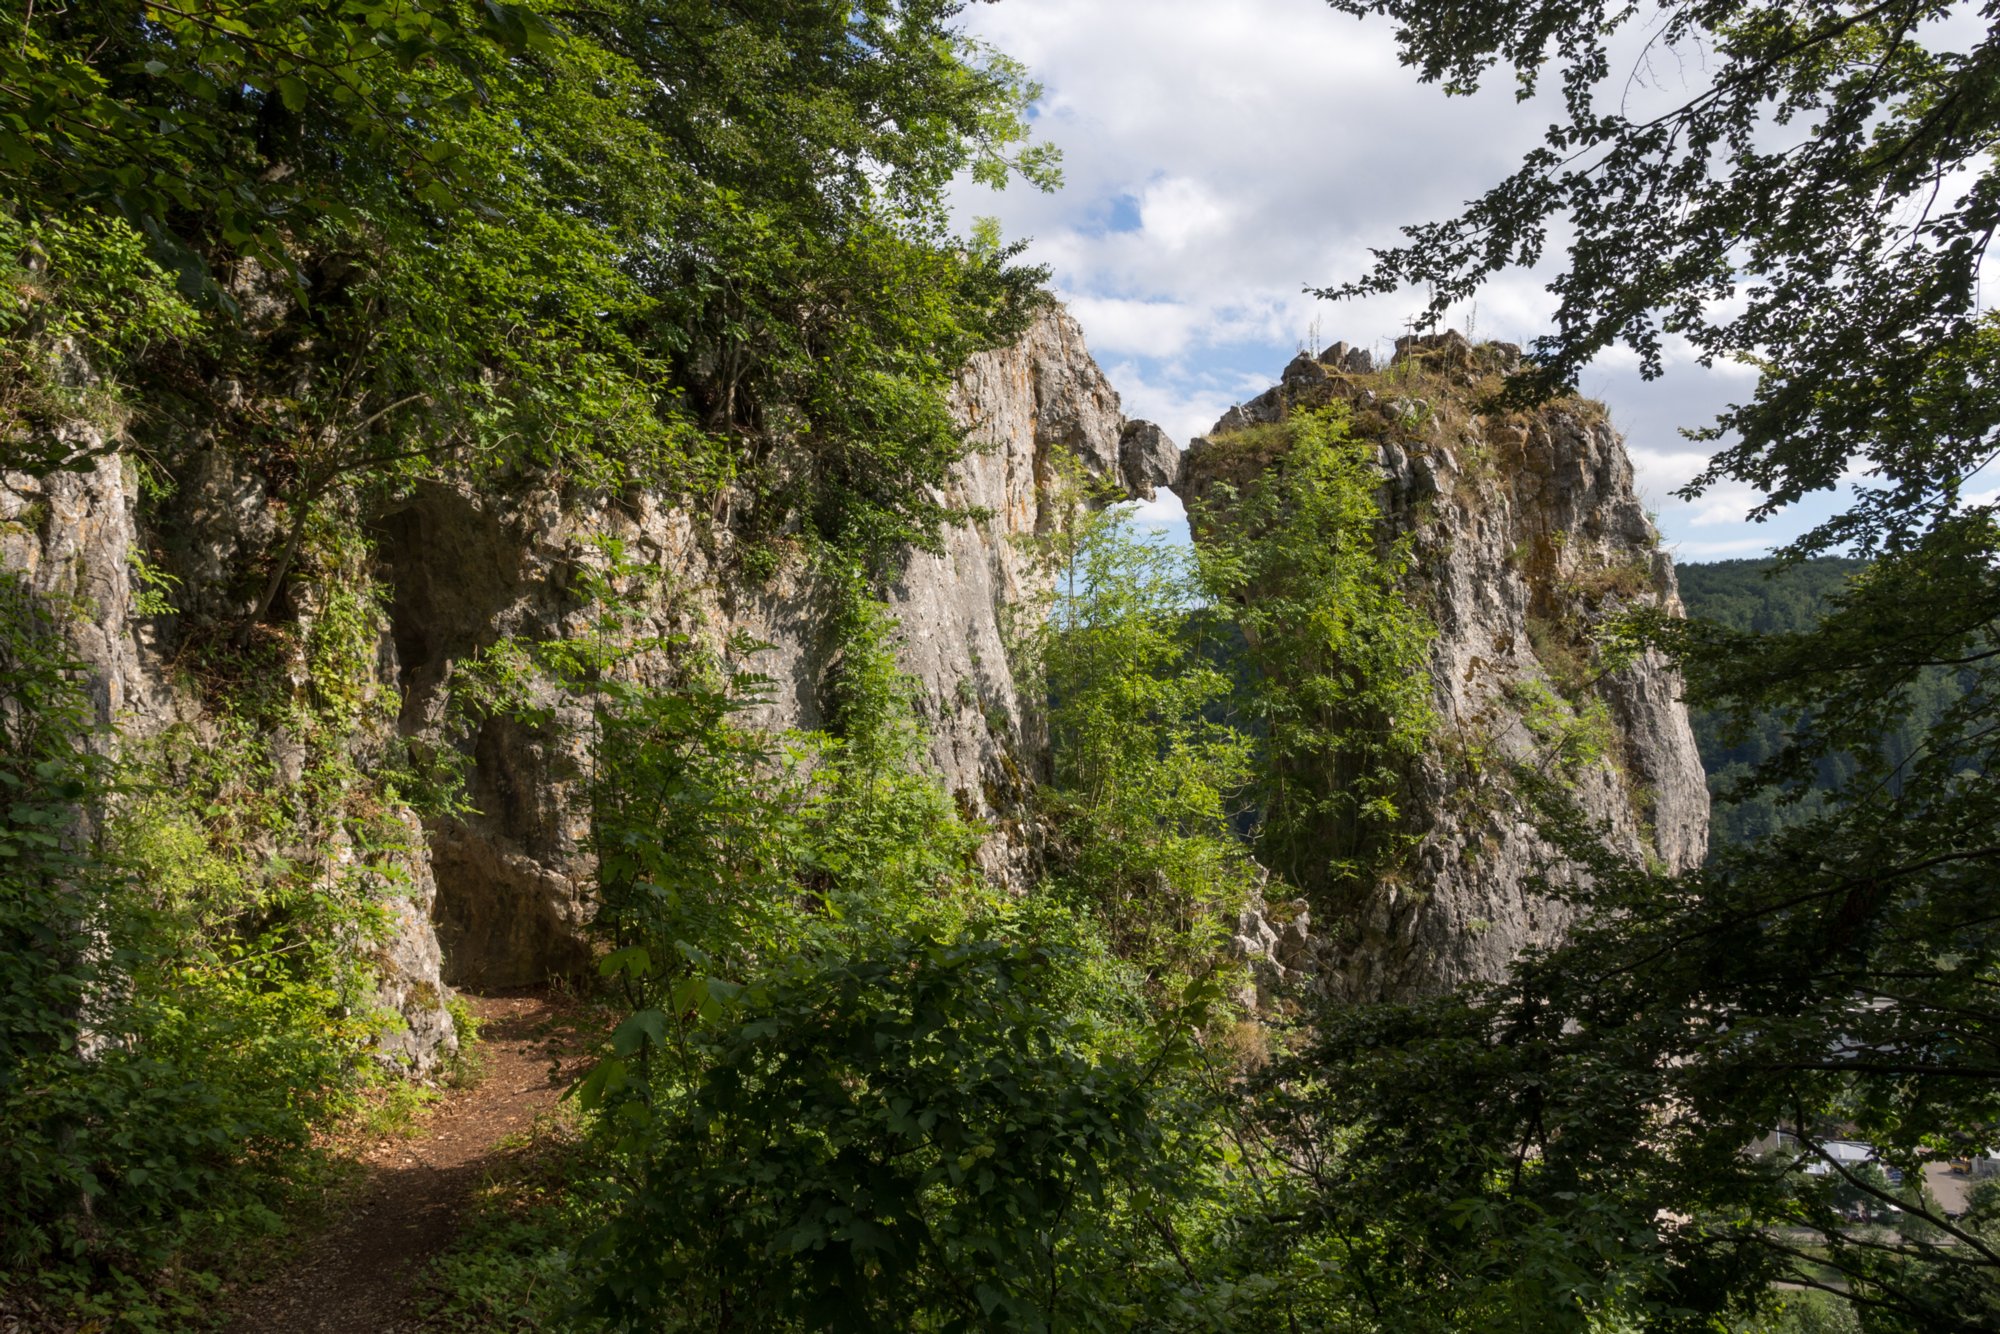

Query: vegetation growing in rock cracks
(1192, 406), (1437, 904)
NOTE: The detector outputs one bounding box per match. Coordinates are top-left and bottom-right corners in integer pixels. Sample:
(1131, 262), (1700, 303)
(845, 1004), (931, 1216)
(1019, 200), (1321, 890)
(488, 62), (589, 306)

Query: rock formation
(1183, 330), (1708, 1000)
(4, 441), (464, 1072)
(3, 314), (1706, 1061)
(375, 305), (1179, 989)
(2, 306), (1181, 1067)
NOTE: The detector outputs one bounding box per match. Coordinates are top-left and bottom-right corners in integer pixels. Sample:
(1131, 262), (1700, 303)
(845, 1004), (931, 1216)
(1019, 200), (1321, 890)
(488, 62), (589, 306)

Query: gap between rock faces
(225, 993), (593, 1334)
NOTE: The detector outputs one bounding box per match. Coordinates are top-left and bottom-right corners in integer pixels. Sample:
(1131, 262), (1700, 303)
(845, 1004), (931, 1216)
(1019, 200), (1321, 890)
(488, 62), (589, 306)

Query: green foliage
(1524, 609), (1594, 698)
(1, 0), (553, 292)
(1194, 405), (1436, 901)
(1031, 506), (1261, 977)
(1677, 560), (1869, 638)
(0, 504), (458, 1320)
(1737, 1291), (1863, 1334)
(1676, 557), (1980, 848)
(1565, 556), (1655, 604)
(0, 576), (124, 1255)
(577, 580), (989, 1085)
(1505, 677), (1615, 786)
(1231, 524), (2000, 1328)
(449, 553), (1242, 1330)
(1231, 995), (1694, 1333)
(415, 1121), (613, 1330)
(1, 6), (1073, 1302)
(3, 0), (1057, 585)
(0, 4), (1645, 1324)
(0, 210), (195, 464)
(813, 569), (989, 900)
(0, 572), (383, 1310)
(580, 928), (1226, 1331)
(474, 548), (989, 1028)
(127, 548), (181, 618)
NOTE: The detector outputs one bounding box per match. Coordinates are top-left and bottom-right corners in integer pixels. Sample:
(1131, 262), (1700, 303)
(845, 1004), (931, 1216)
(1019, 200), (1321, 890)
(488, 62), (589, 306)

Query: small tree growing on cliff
(1193, 406), (1436, 904)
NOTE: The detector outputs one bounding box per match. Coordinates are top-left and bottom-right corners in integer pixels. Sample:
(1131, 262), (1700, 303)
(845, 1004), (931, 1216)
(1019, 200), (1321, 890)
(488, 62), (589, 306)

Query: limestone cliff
(1185, 331), (1709, 1001)
(3, 313), (1706, 1062)
(2, 305), (1175, 1069)
(375, 304), (1171, 989)
(3, 439), (461, 1072)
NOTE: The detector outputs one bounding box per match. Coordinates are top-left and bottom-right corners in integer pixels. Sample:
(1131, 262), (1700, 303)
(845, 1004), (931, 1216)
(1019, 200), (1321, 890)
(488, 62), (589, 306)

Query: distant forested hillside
(1678, 558), (1974, 847)
(1676, 558), (1867, 636)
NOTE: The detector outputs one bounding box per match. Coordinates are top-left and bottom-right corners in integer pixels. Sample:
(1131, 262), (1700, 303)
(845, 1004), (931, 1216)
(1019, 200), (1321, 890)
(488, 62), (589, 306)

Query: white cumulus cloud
(952, 0), (1827, 562)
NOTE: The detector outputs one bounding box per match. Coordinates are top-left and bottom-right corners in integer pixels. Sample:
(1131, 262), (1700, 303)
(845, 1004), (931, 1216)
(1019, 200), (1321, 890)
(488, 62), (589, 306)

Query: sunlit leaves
(580, 933), (1226, 1330)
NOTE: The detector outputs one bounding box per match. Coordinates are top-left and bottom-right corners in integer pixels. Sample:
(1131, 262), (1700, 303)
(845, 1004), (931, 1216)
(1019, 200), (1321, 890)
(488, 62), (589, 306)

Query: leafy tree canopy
(1308, 0), (2000, 1325)
(1321, 0), (2000, 553)
(2, 0), (1057, 570)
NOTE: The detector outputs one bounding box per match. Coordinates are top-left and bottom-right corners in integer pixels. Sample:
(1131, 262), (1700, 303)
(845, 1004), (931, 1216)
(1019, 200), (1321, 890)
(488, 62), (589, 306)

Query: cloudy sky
(946, 0), (1839, 562)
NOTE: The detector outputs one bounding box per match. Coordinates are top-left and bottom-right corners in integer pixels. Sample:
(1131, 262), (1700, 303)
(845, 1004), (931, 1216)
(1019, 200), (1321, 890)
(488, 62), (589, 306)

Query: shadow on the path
(223, 992), (583, 1333)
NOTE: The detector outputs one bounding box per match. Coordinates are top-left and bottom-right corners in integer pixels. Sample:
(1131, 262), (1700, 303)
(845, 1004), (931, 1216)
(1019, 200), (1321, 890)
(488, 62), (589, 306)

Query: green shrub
(578, 927), (1225, 1332)
(0, 210), (194, 468)
(506, 559), (1244, 1329)
(1031, 505), (1261, 979)
(0, 575), (369, 1295)
(1525, 610), (1594, 697)
(0, 523), (429, 1320)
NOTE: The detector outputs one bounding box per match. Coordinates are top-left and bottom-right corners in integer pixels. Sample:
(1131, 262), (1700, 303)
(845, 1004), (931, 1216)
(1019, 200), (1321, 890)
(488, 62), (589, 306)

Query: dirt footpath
(225, 993), (586, 1333)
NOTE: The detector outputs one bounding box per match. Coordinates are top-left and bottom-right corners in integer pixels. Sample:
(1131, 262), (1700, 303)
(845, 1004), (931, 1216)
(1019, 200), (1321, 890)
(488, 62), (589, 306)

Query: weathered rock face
(8, 313), (1705, 1058)
(2, 445), (460, 1074)
(1183, 330), (1709, 1001)
(4, 304), (1179, 1066)
(1118, 420), (1181, 500)
(369, 305), (1175, 989)
(1, 443), (171, 735)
